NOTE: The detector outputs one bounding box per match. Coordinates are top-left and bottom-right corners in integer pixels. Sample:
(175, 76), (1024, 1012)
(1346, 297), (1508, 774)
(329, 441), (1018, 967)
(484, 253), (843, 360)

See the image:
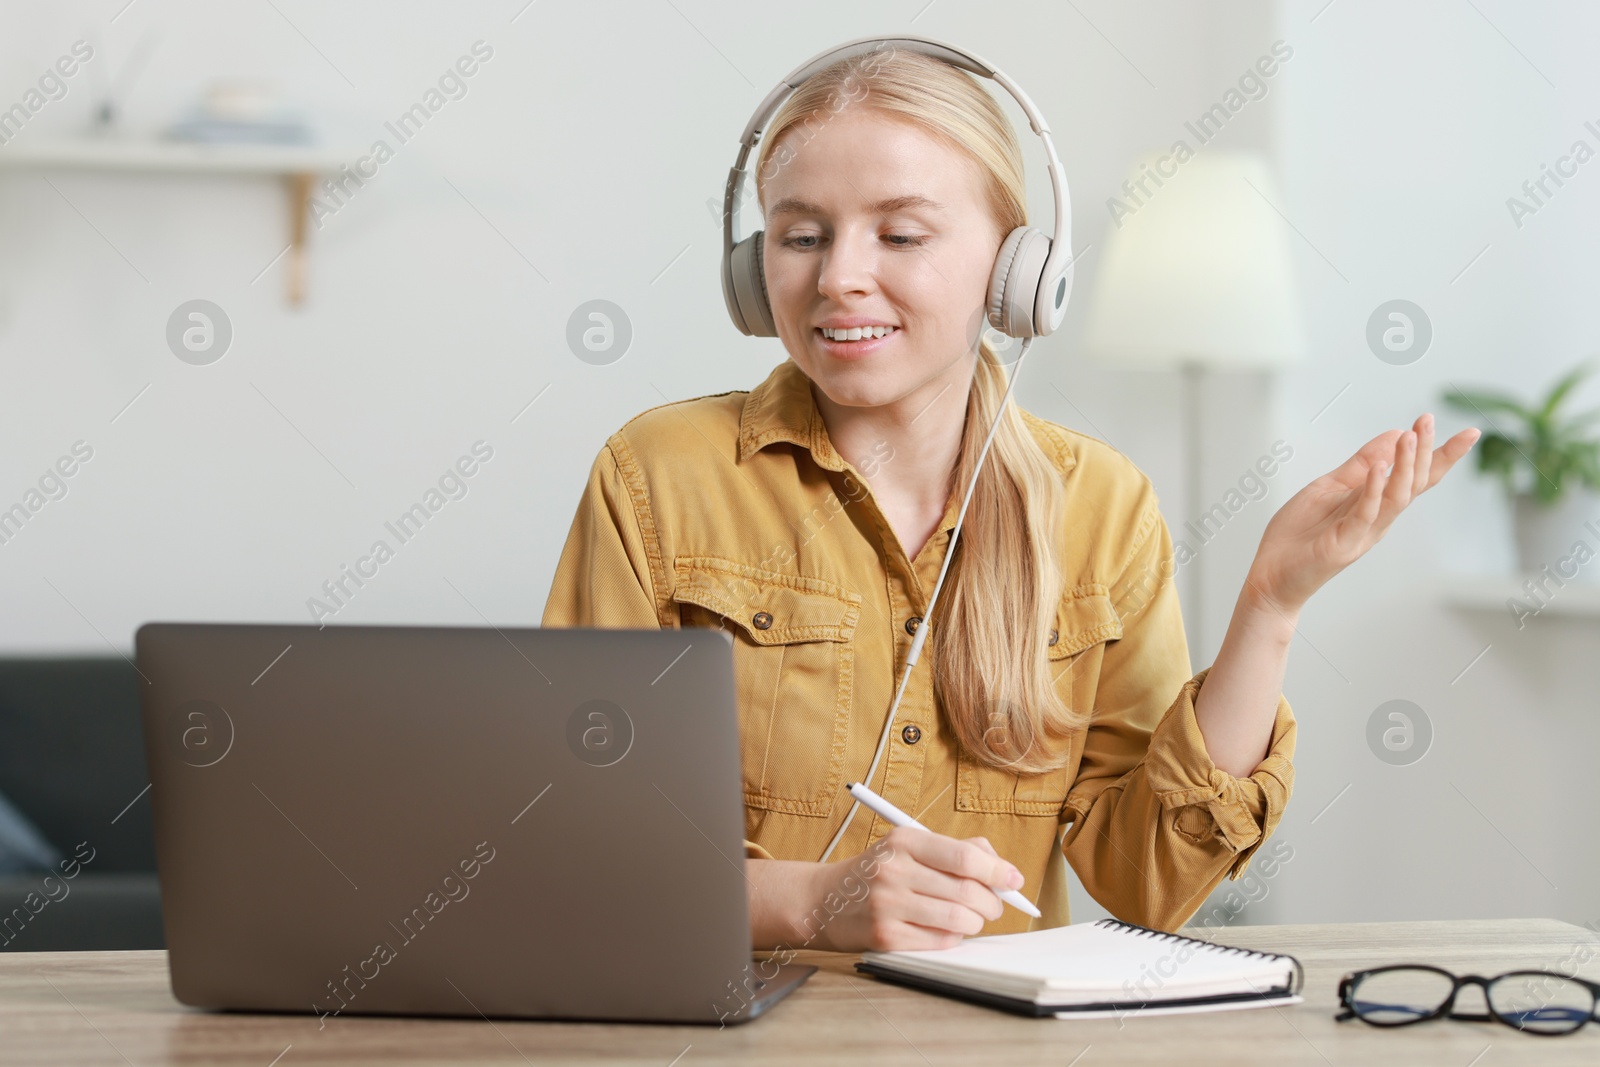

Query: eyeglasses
(1337, 964), (1600, 1036)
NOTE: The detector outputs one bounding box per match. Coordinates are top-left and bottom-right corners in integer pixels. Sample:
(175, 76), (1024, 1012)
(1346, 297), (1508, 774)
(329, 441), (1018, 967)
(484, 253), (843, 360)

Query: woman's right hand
(793, 826), (1025, 952)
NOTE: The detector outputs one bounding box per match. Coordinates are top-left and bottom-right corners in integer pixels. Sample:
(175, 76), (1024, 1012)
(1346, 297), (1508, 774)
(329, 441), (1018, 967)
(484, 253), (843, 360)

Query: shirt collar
(737, 359), (848, 471)
(737, 359), (1078, 534)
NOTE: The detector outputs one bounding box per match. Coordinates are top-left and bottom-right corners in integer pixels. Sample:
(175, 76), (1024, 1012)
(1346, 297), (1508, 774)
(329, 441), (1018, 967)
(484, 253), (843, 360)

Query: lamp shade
(1081, 150), (1307, 370)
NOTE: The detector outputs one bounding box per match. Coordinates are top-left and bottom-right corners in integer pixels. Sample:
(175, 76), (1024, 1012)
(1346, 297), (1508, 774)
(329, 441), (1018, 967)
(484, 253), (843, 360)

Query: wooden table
(1, 918), (1596, 1065)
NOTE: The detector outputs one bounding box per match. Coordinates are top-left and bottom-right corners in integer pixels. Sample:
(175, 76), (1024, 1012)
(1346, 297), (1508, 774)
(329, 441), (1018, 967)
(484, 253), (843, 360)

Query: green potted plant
(1442, 362), (1600, 582)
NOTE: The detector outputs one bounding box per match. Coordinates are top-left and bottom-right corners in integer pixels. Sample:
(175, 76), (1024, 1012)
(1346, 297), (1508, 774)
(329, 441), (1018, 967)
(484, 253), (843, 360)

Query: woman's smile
(815, 323), (901, 359)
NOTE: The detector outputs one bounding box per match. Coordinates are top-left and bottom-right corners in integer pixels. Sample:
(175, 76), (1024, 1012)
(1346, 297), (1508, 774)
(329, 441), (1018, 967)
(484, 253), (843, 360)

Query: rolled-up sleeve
(541, 438), (774, 861)
(1059, 492), (1297, 932)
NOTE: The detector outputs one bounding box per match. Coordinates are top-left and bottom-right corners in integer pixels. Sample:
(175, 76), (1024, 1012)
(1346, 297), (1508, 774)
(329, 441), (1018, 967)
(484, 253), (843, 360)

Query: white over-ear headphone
(718, 35), (1076, 865)
(720, 34), (1074, 340)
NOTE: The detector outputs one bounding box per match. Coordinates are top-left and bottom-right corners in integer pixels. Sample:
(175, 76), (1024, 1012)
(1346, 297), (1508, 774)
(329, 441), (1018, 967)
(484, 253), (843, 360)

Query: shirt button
(905, 616), (923, 636)
(901, 724), (921, 744)
(752, 611), (773, 630)
(1048, 629), (1059, 646)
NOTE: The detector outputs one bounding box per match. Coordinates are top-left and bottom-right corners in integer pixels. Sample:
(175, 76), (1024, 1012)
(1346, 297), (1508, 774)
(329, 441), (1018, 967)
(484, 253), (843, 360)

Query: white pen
(845, 781), (1041, 919)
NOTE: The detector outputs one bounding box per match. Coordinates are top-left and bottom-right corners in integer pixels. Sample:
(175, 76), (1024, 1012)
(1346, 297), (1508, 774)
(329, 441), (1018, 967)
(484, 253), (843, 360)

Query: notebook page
(861, 921), (1289, 995)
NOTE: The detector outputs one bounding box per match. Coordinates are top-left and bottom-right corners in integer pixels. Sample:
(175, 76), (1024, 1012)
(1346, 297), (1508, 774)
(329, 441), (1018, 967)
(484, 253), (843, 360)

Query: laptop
(134, 621), (815, 1024)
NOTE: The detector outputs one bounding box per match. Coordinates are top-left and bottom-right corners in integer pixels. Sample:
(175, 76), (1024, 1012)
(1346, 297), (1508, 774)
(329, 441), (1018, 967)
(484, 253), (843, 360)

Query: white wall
(1, 0), (1593, 930)
(1257, 0), (1600, 930)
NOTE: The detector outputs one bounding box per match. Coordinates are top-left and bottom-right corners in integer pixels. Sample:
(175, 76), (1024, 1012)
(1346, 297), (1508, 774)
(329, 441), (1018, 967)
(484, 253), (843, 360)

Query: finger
(907, 861), (1006, 923)
(1378, 430), (1417, 526)
(1374, 430), (1418, 534)
(898, 871), (1000, 934)
(1423, 428), (1482, 492)
(964, 835), (1000, 858)
(882, 920), (966, 951)
(1410, 414), (1436, 497)
(898, 826), (1021, 891)
(1354, 450), (1387, 528)
(1324, 428), (1406, 489)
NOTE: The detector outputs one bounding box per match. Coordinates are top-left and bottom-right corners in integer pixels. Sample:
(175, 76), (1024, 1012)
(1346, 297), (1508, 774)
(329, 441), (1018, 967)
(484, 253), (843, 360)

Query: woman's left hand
(1245, 413), (1481, 615)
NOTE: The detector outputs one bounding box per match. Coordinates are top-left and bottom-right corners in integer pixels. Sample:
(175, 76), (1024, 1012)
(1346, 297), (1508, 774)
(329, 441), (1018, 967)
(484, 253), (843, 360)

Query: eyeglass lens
(1349, 968), (1455, 1024)
(1486, 971), (1596, 1035)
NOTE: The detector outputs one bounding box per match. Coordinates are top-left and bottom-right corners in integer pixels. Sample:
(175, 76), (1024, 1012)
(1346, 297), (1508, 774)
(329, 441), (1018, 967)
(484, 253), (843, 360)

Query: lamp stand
(1181, 359), (1205, 659)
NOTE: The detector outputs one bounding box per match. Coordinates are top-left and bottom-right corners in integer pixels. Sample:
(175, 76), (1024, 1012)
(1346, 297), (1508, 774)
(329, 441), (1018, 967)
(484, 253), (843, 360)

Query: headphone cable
(817, 333), (1036, 864)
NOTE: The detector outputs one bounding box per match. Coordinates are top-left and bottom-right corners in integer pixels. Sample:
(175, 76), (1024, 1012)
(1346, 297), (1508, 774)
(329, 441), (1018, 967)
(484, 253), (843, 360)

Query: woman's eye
(778, 233), (927, 249)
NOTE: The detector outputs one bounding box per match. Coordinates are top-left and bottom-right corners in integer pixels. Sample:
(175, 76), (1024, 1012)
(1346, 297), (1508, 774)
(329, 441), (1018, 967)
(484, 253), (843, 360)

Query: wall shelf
(1441, 575), (1600, 620)
(0, 137), (351, 303)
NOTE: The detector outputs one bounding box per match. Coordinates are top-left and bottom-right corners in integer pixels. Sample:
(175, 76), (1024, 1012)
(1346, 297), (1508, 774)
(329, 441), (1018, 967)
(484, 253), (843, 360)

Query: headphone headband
(721, 34), (1072, 337)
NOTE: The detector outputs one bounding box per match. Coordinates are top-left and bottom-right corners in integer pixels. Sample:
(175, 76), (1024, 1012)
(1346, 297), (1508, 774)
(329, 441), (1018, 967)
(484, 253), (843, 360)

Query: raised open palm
(1246, 413), (1481, 613)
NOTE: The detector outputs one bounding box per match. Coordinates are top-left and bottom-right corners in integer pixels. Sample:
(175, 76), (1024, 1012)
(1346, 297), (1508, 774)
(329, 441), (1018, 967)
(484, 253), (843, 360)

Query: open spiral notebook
(855, 918), (1305, 1019)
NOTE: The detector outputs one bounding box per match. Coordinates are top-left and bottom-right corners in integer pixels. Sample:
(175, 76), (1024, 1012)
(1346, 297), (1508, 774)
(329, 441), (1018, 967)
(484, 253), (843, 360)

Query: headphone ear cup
(727, 230), (777, 337)
(986, 225), (1052, 339)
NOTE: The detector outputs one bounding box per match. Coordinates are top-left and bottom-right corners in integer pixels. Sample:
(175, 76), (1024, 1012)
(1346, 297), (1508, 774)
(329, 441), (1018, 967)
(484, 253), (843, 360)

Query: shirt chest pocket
(670, 556), (861, 818)
(955, 586), (1123, 816)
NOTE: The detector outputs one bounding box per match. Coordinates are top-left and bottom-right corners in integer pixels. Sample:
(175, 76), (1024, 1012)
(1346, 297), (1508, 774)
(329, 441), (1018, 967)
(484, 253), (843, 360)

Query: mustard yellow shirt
(541, 358), (1296, 935)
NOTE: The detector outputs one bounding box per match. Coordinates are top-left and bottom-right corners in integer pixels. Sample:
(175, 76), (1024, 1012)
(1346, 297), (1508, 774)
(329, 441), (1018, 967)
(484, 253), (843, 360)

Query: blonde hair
(754, 48), (1082, 775)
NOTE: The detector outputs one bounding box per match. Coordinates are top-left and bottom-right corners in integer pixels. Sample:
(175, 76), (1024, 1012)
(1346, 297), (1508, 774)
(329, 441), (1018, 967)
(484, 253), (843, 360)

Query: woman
(542, 49), (1478, 953)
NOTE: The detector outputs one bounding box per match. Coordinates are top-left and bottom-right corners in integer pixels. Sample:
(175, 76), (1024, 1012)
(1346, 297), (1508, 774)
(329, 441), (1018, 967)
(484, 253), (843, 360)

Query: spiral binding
(1093, 918), (1306, 995)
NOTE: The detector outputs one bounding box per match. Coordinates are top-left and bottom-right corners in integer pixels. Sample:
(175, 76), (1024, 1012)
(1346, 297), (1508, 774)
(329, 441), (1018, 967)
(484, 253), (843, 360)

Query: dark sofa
(0, 657), (164, 951)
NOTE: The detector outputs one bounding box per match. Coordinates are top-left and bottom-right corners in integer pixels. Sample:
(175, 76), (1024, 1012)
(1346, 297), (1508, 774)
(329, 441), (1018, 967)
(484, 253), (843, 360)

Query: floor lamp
(1081, 151), (1306, 656)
